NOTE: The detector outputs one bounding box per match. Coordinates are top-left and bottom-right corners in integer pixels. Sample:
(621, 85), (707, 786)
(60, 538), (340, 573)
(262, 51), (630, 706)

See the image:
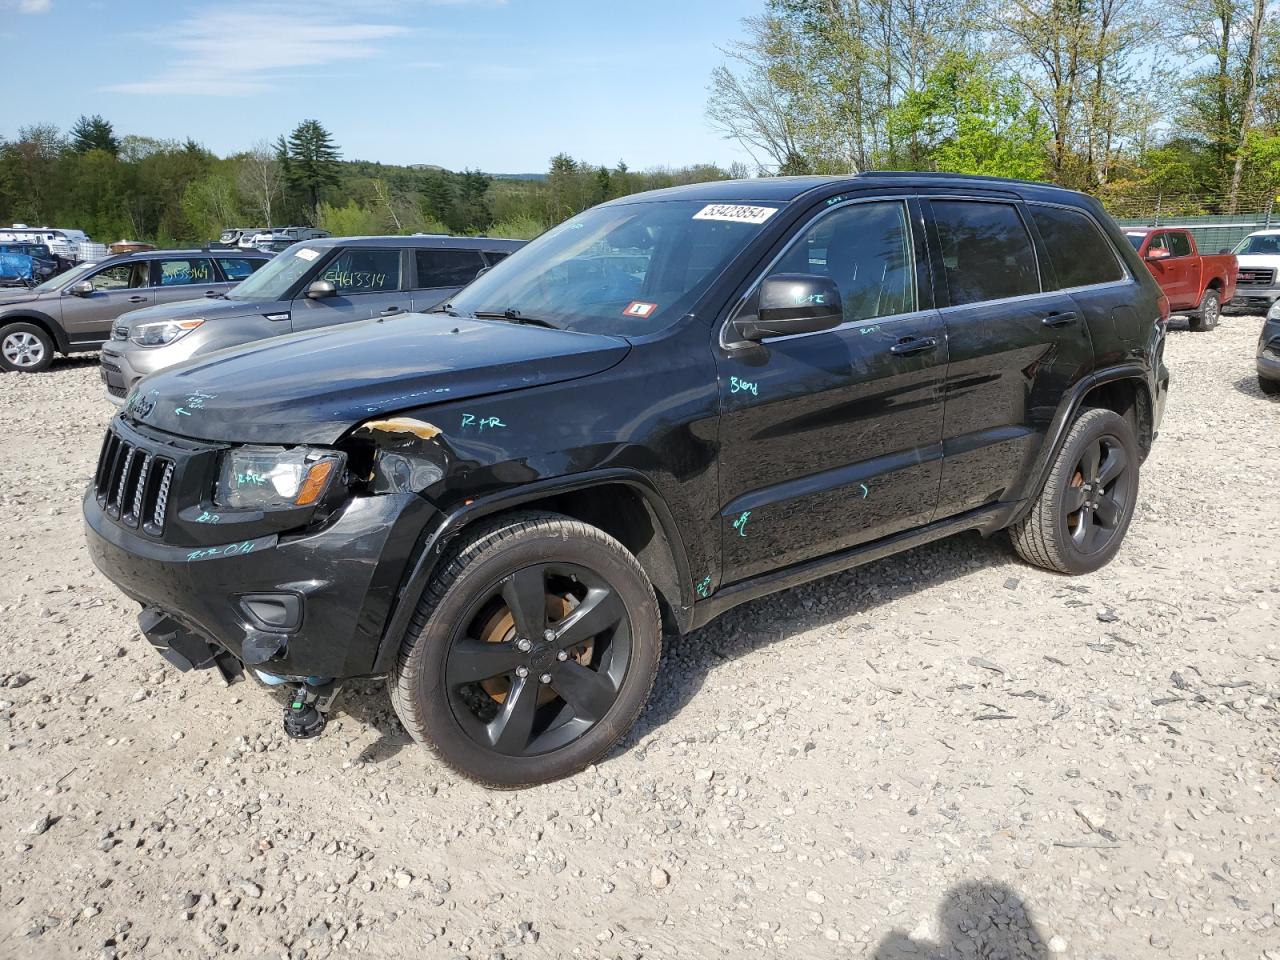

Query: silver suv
(0, 249), (269, 373)
(101, 235), (524, 403)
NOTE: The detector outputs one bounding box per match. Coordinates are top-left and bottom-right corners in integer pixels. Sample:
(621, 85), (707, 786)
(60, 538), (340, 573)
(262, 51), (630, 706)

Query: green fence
(1113, 208), (1277, 253)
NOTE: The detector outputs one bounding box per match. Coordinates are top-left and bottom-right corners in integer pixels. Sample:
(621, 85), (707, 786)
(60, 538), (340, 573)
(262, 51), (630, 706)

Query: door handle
(127, 295), (148, 303)
(1041, 311), (1078, 327)
(889, 335), (938, 356)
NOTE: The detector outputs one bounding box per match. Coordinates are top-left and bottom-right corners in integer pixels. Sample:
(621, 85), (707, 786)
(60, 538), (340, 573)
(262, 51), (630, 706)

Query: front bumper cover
(85, 486), (438, 680)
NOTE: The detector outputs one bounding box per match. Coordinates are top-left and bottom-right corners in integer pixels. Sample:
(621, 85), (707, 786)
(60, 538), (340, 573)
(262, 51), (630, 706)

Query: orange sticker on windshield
(623, 301), (658, 319)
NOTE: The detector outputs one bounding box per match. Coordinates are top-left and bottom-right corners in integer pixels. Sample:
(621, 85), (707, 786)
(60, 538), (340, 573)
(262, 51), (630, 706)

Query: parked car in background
(0, 242), (60, 282)
(0, 224), (96, 262)
(237, 227), (330, 251)
(214, 228), (265, 249)
(101, 235), (524, 401)
(1259, 300), (1280, 394)
(1226, 229), (1280, 314)
(1124, 228), (1235, 330)
(84, 174), (1168, 787)
(0, 248), (269, 372)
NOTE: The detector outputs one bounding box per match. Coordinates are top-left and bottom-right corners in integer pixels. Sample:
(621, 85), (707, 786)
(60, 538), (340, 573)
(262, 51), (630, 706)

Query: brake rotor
(476, 593), (592, 706)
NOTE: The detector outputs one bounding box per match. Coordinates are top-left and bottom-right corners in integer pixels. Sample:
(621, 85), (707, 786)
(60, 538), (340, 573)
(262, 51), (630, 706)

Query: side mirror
(305, 279), (336, 299)
(70, 280), (93, 296)
(1145, 247), (1170, 260)
(734, 274), (844, 341)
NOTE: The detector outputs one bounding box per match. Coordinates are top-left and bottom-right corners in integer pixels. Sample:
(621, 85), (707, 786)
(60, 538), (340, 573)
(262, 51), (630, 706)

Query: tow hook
(282, 679), (343, 740)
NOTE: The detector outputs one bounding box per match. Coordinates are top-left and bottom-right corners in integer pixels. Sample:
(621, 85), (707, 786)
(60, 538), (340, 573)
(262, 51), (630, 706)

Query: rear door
(59, 260), (153, 344)
(152, 256), (225, 306)
(291, 247), (409, 331)
(409, 247), (488, 311)
(714, 195), (948, 584)
(924, 196), (1093, 520)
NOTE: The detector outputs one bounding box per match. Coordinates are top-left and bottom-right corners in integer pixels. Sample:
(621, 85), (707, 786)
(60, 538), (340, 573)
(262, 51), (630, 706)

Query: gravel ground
(0, 314), (1277, 960)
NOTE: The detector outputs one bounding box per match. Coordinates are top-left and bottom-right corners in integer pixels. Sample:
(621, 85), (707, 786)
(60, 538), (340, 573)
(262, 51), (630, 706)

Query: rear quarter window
(1030, 206), (1126, 288)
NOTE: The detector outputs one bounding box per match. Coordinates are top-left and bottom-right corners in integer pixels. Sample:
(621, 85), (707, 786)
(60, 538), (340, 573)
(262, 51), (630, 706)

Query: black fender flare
(368, 467), (694, 675)
(0, 310), (69, 353)
(1008, 362), (1155, 523)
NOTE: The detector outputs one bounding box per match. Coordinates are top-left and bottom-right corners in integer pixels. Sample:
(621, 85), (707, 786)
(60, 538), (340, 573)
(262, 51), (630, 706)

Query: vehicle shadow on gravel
(1232, 375), (1280, 402)
(631, 529), (1013, 744)
(55, 354), (102, 371)
(869, 880), (1051, 959)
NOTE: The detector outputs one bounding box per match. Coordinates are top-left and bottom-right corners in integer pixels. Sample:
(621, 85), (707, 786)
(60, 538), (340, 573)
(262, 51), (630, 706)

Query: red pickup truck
(1124, 228), (1236, 331)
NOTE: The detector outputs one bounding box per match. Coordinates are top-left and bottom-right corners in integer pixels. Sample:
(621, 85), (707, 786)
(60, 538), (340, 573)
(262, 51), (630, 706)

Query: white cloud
(11, 0), (53, 12)
(102, 3), (413, 96)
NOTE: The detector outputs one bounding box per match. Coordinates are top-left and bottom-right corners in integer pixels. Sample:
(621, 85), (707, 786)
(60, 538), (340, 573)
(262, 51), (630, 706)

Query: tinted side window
(158, 258), (216, 286)
(769, 200), (916, 321)
(218, 258), (259, 281)
(319, 248), (402, 293)
(1168, 232), (1192, 257)
(932, 200), (1039, 305)
(1147, 233), (1169, 254)
(1030, 205), (1125, 288)
(415, 249), (486, 288)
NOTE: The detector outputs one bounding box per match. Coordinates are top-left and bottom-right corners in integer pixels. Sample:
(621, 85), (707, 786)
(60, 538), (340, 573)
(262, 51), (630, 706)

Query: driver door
(714, 197), (947, 585)
(291, 247), (409, 331)
(61, 260), (154, 345)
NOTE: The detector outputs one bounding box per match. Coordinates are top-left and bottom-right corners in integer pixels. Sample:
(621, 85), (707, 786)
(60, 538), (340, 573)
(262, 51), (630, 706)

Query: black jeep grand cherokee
(85, 174), (1168, 787)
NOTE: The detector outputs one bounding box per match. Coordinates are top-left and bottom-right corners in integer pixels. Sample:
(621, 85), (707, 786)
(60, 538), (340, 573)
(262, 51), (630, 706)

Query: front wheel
(1010, 408), (1140, 574)
(1188, 289), (1220, 331)
(1259, 374), (1280, 396)
(390, 511), (661, 788)
(0, 322), (54, 372)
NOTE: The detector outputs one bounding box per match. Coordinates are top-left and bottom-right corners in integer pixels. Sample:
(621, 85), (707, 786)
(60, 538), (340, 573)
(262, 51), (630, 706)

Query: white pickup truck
(1228, 229), (1280, 313)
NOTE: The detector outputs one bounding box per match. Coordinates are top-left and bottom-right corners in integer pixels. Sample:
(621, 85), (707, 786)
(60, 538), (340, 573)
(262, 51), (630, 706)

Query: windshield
(1233, 234), (1280, 255)
(32, 261), (95, 292)
(446, 199), (782, 334)
(227, 244), (324, 300)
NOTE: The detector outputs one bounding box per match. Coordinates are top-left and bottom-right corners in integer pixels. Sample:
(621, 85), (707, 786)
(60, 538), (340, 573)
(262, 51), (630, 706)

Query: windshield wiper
(470, 308), (558, 329)
(426, 303), (463, 318)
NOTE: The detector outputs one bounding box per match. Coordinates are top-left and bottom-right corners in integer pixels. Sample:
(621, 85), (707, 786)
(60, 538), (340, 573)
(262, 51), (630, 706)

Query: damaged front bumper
(84, 485), (438, 682)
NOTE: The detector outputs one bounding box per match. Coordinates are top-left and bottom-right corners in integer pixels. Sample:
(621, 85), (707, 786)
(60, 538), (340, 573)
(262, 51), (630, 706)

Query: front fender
(366, 467), (694, 676)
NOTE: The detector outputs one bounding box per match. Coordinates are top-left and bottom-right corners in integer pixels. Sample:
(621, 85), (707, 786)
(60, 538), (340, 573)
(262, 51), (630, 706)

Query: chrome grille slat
(94, 427), (174, 536)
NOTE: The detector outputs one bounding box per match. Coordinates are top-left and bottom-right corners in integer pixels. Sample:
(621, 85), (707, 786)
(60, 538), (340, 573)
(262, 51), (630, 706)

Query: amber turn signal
(294, 460), (337, 506)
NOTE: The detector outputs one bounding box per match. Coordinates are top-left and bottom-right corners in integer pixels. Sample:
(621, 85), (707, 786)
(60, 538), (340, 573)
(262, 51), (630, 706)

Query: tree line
(708, 0), (1280, 215)
(0, 117), (747, 246)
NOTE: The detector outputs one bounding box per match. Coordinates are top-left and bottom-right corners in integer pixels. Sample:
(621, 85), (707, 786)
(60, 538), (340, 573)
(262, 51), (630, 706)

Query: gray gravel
(0, 315), (1277, 959)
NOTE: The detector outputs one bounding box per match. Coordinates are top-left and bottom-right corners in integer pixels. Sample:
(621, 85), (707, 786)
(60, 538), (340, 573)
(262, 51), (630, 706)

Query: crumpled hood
(115, 295), (284, 332)
(121, 312), (631, 444)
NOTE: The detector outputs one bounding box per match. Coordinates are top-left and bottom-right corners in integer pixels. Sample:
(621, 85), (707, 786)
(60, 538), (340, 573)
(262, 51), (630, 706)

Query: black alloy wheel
(1062, 434), (1131, 556)
(391, 512), (661, 788)
(445, 562), (632, 757)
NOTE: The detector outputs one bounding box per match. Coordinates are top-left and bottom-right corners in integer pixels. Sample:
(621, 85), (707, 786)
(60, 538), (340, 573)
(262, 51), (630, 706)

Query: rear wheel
(0, 322), (54, 372)
(390, 511), (661, 788)
(1010, 408), (1140, 574)
(1187, 288), (1220, 331)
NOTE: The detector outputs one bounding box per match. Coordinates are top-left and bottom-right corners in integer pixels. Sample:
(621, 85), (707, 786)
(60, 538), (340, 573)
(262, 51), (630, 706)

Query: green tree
(888, 52), (1048, 180)
(283, 120), (341, 221)
(70, 114), (119, 156)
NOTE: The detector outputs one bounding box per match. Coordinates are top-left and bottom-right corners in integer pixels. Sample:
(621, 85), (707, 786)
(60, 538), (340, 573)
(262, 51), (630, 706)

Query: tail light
(1156, 292), (1170, 326)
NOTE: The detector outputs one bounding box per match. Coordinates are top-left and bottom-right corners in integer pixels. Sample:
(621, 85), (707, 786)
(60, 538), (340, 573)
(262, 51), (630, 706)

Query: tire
(0, 321), (54, 372)
(1260, 374), (1280, 396)
(390, 510), (661, 788)
(1010, 408), (1140, 575)
(1187, 288), (1220, 331)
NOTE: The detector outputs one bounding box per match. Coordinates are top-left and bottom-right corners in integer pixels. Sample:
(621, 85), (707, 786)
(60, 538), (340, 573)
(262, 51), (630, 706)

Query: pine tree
(70, 115), (119, 156)
(283, 120), (340, 221)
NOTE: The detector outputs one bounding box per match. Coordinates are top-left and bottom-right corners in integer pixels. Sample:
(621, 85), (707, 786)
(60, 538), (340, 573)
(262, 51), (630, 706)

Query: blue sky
(0, 0), (762, 173)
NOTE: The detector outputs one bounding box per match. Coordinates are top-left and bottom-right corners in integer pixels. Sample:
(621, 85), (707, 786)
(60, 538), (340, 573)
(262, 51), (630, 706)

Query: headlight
(215, 446), (344, 510)
(130, 318), (205, 346)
